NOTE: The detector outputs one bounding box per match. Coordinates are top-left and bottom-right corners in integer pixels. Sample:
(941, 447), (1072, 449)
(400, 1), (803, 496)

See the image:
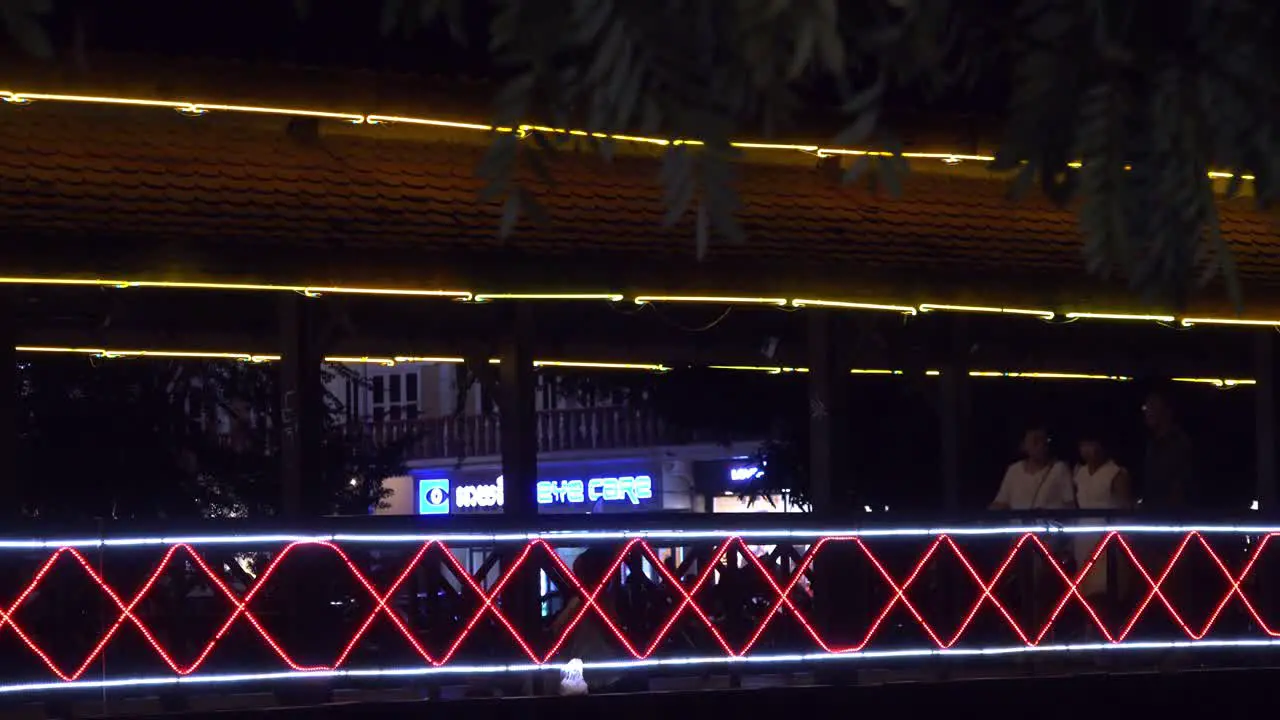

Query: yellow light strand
(635, 295), (788, 306)
(472, 293), (624, 302)
(1171, 377), (1257, 388)
(708, 365), (809, 374)
(6, 274), (1280, 333)
(970, 370), (1132, 381)
(1064, 312), (1176, 323)
(1181, 317), (1280, 328)
(0, 275), (475, 300)
(791, 298), (917, 315)
(534, 360), (670, 372)
(2, 86), (1253, 180)
(919, 304), (1056, 320)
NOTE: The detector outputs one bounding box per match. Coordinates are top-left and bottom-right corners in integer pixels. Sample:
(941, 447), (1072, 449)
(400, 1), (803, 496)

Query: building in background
(328, 361), (791, 517)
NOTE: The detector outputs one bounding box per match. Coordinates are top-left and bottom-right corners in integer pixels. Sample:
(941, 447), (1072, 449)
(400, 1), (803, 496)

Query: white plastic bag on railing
(559, 658), (589, 696)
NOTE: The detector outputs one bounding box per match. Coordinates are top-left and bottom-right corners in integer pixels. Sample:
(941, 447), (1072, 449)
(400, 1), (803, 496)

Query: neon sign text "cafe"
(535, 475), (653, 506)
(417, 473), (655, 515)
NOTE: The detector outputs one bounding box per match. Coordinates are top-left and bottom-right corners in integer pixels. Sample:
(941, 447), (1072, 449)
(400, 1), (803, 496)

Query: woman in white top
(1073, 434), (1132, 604)
(990, 427), (1075, 511)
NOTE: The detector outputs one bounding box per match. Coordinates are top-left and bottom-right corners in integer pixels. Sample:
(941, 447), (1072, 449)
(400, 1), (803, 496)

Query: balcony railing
(0, 514), (1276, 702)
(352, 406), (671, 460)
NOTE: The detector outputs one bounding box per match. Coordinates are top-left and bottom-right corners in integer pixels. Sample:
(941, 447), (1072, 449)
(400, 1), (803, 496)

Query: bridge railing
(0, 513), (1276, 700)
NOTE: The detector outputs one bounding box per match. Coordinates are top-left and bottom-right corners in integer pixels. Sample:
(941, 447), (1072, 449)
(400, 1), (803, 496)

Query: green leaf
(832, 105), (880, 147)
(841, 71), (885, 115)
(841, 155), (872, 185)
(2, 1), (52, 59)
(876, 154), (906, 198)
(1008, 161), (1037, 201)
(660, 146), (695, 227)
(517, 186), (551, 227)
(786, 18), (816, 80)
(572, 0), (613, 43)
(499, 193), (522, 239)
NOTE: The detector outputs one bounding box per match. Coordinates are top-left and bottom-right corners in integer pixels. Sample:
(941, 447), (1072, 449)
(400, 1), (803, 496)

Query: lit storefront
(409, 456), (665, 516)
(692, 458), (806, 514)
(378, 449), (803, 518)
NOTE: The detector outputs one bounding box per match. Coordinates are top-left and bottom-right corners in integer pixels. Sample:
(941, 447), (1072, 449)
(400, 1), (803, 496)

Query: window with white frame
(371, 371), (419, 423)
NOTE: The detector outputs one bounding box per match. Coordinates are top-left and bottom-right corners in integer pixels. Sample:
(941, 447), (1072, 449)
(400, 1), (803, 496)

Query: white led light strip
(0, 638), (1275, 695)
(0, 524), (1276, 550)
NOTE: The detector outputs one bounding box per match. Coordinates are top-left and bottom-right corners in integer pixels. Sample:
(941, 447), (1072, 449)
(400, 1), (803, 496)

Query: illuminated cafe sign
(536, 476), (653, 506)
(416, 472), (657, 516)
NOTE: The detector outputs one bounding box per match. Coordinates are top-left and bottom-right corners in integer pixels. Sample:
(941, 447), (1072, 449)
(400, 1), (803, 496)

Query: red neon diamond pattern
(0, 532), (1275, 682)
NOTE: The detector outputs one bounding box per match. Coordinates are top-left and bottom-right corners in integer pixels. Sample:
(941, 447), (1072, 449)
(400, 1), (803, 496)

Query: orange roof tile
(0, 103), (1276, 314)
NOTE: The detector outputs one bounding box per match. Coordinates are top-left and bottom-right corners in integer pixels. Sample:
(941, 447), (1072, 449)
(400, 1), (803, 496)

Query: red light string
(0, 532), (1273, 682)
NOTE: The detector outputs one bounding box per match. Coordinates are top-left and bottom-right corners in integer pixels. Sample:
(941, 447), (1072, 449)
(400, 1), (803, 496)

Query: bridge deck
(34, 667), (1269, 720)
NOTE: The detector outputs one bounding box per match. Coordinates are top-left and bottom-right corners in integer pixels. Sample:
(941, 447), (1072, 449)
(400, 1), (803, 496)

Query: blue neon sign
(536, 475), (653, 506)
(414, 471), (656, 515)
(417, 477), (451, 515)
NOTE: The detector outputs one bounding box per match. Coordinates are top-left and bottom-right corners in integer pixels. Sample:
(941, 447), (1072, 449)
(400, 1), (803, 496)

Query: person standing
(990, 427), (1076, 512)
(990, 426), (1075, 634)
(1073, 433), (1132, 627)
(1142, 391), (1193, 512)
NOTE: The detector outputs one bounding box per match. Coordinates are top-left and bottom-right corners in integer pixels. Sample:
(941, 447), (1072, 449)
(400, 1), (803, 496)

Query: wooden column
(808, 310), (860, 687)
(0, 291), (15, 517)
(1256, 331), (1277, 512)
(274, 293), (332, 707)
(939, 316), (969, 511)
(279, 293), (324, 517)
(499, 303), (538, 519)
(497, 303), (541, 694)
(808, 310), (850, 515)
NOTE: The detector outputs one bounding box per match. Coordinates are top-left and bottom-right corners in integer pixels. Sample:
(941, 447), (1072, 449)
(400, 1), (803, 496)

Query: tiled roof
(0, 103), (1276, 312)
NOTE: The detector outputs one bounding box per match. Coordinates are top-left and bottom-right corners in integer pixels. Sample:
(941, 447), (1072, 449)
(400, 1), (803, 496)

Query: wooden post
(1256, 331), (1276, 512)
(808, 310), (850, 515)
(807, 310), (856, 686)
(0, 290), (15, 517)
(275, 294), (331, 706)
(499, 303), (538, 520)
(497, 303), (541, 694)
(940, 316), (969, 511)
(279, 293), (324, 517)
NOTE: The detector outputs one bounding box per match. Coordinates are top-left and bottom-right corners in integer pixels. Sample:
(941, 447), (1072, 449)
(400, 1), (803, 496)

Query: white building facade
(328, 361), (800, 518)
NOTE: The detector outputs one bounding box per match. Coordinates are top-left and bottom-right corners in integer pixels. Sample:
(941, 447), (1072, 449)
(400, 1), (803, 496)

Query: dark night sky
(34, 1), (492, 74)
(20, 1), (1006, 145)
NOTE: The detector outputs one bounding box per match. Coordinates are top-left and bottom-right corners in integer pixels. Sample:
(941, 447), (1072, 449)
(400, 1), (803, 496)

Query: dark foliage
(15, 357), (397, 520)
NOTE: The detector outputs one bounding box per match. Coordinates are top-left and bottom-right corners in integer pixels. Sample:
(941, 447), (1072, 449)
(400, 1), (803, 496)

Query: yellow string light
(1181, 317), (1280, 328)
(708, 365), (809, 374)
(472, 293), (624, 302)
(4, 273), (1280, 336)
(791, 298), (917, 315)
(324, 356), (398, 366)
(969, 371), (1132, 381)
(392, 356), (465, 364)
(533, 360), (670, 372)
(0, 87), (1257, 181)
(635, 295), (788, 306)
(919, 304), (1056, 320)
(1064, 312), (1176, 323)
(365, 114), (493, 131)
(1171, 377), (1257, 388)
(0, 276), (474, 299)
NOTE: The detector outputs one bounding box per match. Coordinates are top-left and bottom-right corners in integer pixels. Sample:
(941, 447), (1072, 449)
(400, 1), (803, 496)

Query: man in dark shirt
(1143, 391), (1193, 512)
